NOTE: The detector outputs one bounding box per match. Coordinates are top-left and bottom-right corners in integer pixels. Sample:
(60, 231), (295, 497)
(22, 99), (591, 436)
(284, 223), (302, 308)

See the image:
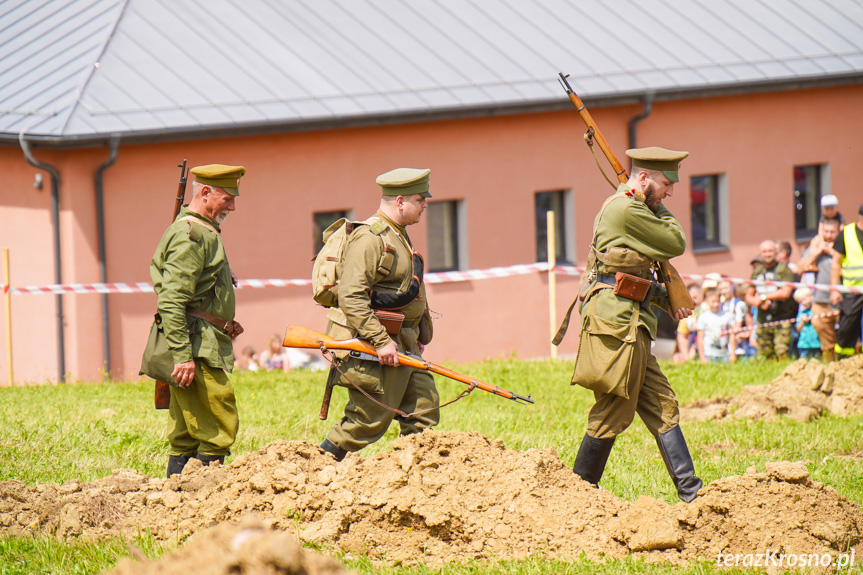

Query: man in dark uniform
(148, 164), (245, 477)
(319, 168), (437, 461)
(830, 203), (863, 358)
(565, 147), (703, 503)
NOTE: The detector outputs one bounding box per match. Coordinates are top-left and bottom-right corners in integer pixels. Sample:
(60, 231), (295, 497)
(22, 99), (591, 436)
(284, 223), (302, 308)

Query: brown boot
(822, 349), (835, 362)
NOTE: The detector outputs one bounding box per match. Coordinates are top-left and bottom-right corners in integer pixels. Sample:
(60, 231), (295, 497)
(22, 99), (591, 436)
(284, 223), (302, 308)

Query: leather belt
(596, 273), (617, 286)
(186, 307), (243, 339)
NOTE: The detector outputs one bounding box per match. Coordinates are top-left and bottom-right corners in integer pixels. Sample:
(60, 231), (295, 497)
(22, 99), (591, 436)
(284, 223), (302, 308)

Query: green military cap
(626, 147), (689, 183)
(191, 164), (246, 196)
(376, 168), (432, 198)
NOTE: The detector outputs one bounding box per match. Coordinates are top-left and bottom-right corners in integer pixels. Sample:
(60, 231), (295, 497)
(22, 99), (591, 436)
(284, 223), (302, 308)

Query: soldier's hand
(417, 342), (425, 355)
(172, 360), (196, 387)
(230, 269), (239, 287)
(672, 307), (692, 321)
(377, 341), (400, 366)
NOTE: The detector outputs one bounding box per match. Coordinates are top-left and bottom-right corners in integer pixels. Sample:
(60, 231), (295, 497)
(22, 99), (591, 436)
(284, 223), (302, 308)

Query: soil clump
(681, 355), (863, 423)
(1, 431), (861, 570)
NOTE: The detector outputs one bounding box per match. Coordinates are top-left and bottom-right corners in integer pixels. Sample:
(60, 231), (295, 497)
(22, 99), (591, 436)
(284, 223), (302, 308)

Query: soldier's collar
(375, 211), (407, 235)
(180, 206), (222, 233)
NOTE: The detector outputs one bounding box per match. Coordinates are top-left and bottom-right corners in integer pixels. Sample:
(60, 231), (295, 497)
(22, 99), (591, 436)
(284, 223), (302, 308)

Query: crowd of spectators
(673, 195), (860, 363)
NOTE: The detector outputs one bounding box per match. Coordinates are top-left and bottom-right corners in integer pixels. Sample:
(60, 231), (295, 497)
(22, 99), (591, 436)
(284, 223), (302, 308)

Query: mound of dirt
(105, 515), (353, 575)
(1, 431), (861, 570)
(682, 355), (863, 422)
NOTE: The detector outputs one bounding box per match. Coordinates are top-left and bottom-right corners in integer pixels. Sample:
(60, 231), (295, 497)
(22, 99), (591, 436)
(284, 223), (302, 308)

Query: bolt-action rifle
(154, 160), (189, 410)
(557, 73), (695, 313)
(282, 325), (533, 420)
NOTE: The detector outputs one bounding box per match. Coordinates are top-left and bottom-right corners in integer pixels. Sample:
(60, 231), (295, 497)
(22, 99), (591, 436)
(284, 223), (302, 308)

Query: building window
(313, 210), (350, 255)
(535, 190), (574, 264)
(427, 200), (465, 272)
(690, 174), (729, 252)
(794, 164), (828, 241)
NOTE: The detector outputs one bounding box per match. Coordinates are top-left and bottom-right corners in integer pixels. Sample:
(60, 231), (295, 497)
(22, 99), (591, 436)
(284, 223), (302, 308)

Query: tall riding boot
(572, 433), (616, 485)
(320, 438), (348, 462)
(655, 426), (703, 503)
(195, 453), (225, 467)
(167, 455), (191, 478)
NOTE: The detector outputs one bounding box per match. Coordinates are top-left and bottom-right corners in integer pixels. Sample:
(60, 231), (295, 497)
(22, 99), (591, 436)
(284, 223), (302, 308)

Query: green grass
(1, 358), (861, 574)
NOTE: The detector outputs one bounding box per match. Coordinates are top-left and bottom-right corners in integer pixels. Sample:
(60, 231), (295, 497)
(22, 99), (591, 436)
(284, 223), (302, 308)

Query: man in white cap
(821, 194), (844, 226)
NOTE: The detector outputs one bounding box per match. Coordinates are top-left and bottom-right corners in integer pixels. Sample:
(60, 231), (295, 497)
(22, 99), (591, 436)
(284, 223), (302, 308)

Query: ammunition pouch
(596, 272), (655, 307)
(373, 309), (405, 335)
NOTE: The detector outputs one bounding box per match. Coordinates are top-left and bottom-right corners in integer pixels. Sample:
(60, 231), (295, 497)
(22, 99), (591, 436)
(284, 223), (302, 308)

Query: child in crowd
(697, 287), (737, 364)
(794, 287), (822, 359)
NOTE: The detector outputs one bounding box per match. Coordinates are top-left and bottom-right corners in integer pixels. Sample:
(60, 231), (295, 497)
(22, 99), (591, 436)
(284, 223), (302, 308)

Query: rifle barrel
(283, 325), (533, 405)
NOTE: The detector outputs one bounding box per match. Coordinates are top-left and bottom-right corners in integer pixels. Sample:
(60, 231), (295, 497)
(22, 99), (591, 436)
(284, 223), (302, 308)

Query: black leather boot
(166, 455), (191, 477)
(656, 426), (703, 503)
(572, 433), (616, 485)
(320, 438), (348, 462)
(195, 453), (225, 467)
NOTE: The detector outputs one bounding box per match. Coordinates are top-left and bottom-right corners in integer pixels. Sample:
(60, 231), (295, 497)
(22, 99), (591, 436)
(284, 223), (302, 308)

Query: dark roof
(3, 0), (863, 146)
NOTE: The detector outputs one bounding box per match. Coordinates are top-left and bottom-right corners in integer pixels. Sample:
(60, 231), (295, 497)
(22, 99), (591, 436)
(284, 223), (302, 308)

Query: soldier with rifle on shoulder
(557, 148), (704, 503)
(143, 164), (246, 477)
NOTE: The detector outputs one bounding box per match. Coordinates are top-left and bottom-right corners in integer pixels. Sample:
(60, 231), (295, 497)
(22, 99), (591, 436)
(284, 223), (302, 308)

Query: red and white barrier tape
(555, 266), (863, 295)
(1, 262), (861, 295)
(720, 309), (839, 336)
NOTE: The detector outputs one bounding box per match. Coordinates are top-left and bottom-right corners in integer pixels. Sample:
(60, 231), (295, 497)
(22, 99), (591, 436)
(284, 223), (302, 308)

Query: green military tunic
(149, 207), (239, 457)
(575, 185), (686, 439)
(325, 211), (439, 452)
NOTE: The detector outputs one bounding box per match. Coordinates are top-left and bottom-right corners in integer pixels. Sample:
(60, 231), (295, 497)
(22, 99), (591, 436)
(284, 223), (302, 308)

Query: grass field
(1, 357), (861, 574)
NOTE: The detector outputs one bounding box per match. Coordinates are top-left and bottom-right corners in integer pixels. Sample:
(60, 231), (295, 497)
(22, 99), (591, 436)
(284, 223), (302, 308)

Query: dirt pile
(682, 355), (863, 422)
(105, 515), (353, 575)
(1, 431), (861, 569)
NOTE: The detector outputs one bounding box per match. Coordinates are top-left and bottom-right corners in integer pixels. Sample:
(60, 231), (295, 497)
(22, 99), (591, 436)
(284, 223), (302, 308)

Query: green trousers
(586, 328), (680, 440)
(168, 360), (238, 457)
(327, 359), (440, 452)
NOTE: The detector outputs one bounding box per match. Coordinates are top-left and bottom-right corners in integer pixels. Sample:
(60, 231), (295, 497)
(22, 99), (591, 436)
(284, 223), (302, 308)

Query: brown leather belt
(186, 307), (243, 339)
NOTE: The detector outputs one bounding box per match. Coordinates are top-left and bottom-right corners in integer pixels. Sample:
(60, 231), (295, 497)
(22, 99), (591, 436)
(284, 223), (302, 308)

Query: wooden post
(3, 248), (11, 386)
(547, 211), (558, 359)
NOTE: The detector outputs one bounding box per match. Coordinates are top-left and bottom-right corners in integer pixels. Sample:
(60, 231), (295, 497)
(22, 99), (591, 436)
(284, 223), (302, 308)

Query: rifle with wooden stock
(557, 72), (695, 313)
(282, 325), (534, 420)
(154, 159), (189, 410)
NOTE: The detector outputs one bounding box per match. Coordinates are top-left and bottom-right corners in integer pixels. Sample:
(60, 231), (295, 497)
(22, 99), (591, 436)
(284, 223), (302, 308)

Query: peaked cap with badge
(376, 168), (432, 198)
(626, 147), (689, 183)
(191, 164), (246, 196)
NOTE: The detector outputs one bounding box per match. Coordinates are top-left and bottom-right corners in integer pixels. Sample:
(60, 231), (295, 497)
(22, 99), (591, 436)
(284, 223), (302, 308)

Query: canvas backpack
(312, 216), (422, 309)
(312, 218), (358, 307)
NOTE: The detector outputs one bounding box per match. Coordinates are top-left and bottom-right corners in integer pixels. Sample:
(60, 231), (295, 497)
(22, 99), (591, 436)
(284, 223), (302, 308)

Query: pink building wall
(0, 83), (861, 384)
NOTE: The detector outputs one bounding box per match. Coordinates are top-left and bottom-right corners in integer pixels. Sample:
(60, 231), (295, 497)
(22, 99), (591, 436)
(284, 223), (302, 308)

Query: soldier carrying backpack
(313, 168), (436, 462)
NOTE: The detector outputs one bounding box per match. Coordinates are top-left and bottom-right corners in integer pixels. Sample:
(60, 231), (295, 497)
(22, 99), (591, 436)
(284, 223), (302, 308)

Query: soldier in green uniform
(566, 147), (703, 502)
(319, 168), (438, 461)
(148, 164), (246, 477)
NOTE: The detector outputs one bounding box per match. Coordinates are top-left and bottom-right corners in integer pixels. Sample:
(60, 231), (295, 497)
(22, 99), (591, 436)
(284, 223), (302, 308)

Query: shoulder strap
(178, 215), (219, 235)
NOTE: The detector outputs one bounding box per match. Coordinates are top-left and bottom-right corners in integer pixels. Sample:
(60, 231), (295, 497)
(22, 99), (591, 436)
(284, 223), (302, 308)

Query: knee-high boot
(572, 433), (616, 485)
(655, 426), (703, 503)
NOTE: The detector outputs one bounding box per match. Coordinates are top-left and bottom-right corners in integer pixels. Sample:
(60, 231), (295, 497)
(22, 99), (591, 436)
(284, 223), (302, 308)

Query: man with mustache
(564, 147), (703, 503)
(319, 168), (437, 461)
(147, 164), (246, 477)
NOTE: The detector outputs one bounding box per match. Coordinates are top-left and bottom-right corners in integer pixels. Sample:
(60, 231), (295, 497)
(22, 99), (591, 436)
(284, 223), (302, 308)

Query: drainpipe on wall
(19, 135), (65, 382)
(95, 138), (119, 379)
(627, 93), (654, 169)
